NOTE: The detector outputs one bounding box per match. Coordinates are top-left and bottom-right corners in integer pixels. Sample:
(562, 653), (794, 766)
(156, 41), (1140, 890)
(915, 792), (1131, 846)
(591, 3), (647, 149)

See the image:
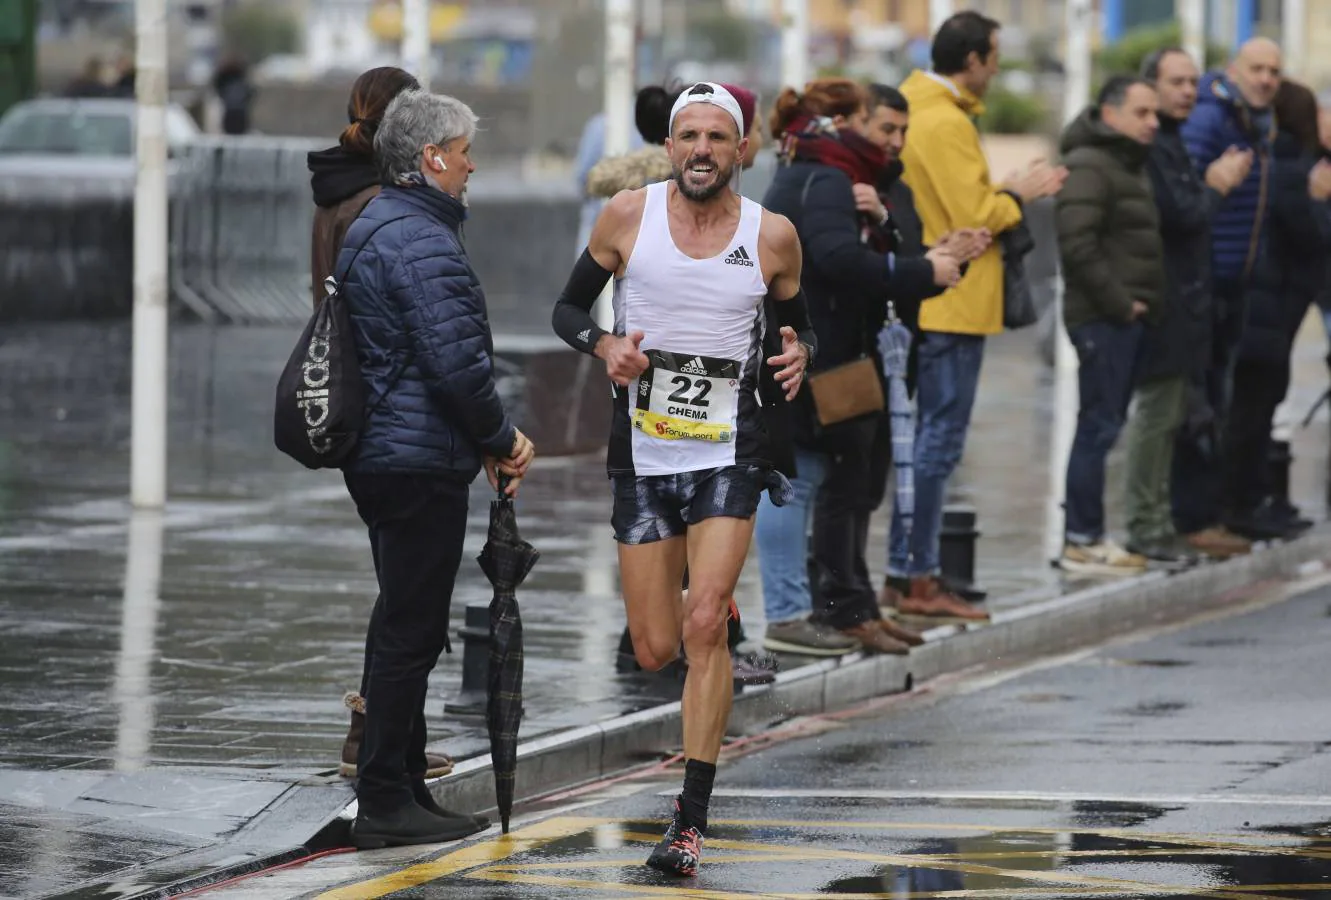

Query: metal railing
(1, 135), (1056, 336)
(170, 136), (324, 324)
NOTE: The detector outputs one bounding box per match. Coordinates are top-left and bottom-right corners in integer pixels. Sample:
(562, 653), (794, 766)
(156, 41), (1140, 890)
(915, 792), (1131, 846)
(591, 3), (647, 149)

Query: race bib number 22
(632, 349), (740, 442)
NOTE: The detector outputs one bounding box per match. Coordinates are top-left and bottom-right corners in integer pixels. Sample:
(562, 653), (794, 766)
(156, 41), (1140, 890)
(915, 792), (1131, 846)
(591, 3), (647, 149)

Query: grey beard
(673, 165), (732, 202)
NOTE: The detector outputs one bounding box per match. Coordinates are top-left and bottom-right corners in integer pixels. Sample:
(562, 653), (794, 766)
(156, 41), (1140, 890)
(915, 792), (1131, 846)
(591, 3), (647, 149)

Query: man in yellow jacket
(885, 11), (1065, 616)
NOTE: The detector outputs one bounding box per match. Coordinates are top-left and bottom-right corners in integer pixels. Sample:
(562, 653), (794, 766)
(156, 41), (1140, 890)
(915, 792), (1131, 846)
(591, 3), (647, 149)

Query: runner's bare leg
(620, 537), (688, 670)
(681, 515), (753, 762)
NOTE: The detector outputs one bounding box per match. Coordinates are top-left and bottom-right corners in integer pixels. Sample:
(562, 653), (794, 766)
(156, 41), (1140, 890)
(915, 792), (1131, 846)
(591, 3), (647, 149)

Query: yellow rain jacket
(899, 70), (1024, 335)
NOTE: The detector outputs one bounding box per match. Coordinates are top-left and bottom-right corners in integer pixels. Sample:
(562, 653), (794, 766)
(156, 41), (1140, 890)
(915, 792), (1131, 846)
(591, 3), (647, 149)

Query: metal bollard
(443, 604), (490, 717)
(938, 505), (980, 591)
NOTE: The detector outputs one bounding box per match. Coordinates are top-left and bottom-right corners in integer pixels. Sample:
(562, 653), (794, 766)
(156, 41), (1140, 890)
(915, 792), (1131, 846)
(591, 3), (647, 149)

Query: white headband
(668, 82), (745, 138)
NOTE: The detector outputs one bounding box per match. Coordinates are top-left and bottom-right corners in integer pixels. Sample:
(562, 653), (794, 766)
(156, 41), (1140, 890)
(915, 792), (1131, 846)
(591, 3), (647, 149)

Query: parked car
(0, 97), (200, 199)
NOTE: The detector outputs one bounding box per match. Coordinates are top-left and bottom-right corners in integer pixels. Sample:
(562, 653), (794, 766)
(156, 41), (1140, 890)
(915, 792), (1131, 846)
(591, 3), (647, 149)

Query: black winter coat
(762, 161), (933, 447)
(1238, 134), (1331, 367)
(1139, 115), (1220, 384)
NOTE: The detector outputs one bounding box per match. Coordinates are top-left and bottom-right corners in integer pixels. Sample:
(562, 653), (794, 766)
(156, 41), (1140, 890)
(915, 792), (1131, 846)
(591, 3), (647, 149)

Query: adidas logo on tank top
(724, 246), (755, 267)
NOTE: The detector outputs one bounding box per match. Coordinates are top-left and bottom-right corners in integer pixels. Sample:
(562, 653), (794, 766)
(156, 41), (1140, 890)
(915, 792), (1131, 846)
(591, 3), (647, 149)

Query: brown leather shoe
(898, 577), (991, 622)
(1185, 526), (1252, 560)
(878, 576), (909, 611)
(878, 617), (924, 647)
(339, 692), (455, 779)
(840, 621), (910, 655)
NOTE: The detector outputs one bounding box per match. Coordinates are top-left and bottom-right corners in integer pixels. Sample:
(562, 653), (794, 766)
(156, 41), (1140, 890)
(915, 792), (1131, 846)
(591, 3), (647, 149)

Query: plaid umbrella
(878, 316), (915, 537)
(479, 476), (540, 834)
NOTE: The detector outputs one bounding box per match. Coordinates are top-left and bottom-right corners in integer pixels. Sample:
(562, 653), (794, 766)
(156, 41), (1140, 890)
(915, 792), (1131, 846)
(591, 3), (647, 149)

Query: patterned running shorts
(610, 465), (774, 546)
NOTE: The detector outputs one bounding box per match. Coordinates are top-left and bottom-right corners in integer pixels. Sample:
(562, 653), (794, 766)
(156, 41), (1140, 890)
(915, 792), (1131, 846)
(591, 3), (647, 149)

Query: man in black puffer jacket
(1138, 49), (1253, 563)
(1055, 76), (1165, 576)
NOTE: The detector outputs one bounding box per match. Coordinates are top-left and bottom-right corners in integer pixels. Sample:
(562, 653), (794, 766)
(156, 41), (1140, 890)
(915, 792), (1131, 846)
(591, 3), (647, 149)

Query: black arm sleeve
(552, 249), (614, 355)
(774, 286), (818, 365)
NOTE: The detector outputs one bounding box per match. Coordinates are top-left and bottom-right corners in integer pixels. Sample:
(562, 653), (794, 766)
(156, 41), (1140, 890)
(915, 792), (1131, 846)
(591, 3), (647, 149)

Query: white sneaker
(1061, 540), (1148, 576)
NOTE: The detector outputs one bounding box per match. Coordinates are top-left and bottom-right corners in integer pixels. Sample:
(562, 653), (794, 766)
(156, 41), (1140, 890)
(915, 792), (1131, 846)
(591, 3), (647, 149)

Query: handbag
(1001, 203), (1039, 330)
(796, 168), (886, 427)
(807, 356), (884, 427)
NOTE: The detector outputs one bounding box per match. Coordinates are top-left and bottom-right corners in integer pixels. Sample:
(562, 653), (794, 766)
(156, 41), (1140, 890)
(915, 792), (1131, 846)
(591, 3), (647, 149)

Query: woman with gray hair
(335, 88), (535, 848)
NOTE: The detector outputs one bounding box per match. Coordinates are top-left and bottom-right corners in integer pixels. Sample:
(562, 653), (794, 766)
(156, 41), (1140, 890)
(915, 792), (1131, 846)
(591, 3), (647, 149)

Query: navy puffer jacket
(337, 185), (516, 478)
(1181, 73), (1277, 284)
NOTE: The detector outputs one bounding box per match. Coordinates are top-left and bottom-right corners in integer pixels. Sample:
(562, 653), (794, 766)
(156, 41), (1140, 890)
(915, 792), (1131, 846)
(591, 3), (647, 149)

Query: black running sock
(678, 759), (717, 833)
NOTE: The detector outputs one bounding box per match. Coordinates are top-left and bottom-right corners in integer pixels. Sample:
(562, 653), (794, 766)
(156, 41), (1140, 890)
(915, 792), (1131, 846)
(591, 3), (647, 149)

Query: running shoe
(645, 800), (704, 876)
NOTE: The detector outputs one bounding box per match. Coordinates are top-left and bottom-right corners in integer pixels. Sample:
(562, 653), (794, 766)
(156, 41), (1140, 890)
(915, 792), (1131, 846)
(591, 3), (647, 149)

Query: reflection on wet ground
(1, 319), (1329, 897)
(262, 796), (1331, 898)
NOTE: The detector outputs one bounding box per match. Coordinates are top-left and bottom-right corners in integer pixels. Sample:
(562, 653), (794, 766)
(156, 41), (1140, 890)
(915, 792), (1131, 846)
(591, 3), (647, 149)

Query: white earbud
(434, 155), (447, 172)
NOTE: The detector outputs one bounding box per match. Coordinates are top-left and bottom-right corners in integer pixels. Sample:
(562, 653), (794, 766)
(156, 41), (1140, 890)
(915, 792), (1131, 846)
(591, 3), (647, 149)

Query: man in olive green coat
(1055, 75), (1166, 576)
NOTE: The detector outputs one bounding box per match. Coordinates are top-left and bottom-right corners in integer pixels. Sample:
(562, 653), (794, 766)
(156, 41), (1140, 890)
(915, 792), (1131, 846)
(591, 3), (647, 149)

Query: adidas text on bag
(274, 218), (401, 469)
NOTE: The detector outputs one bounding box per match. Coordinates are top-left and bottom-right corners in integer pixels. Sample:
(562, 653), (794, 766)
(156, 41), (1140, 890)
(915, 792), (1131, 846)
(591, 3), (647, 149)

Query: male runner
(552, 82), (814, 876)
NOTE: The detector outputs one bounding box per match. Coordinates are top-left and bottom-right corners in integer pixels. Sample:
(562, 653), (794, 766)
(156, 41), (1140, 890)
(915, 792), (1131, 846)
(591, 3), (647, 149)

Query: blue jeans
(755, 447), (828, 624)
(1064, 320), (1143, 544)
(888, 332), (985, 576)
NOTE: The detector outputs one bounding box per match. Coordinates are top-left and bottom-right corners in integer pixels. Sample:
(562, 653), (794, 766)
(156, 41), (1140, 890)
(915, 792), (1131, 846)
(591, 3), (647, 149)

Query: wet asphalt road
(208, 578), (1331, 899)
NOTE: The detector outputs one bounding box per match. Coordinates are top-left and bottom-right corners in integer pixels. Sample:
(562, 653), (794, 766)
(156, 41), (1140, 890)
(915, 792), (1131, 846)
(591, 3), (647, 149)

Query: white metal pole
(780, 0), (809, 93)
(1062, 0), (1092, 127)
(1215, 0), (1238, 50)
(929, 0), (952, 35)
(1047, 0), (1092, 562)
(113, 509), (164, 772)
(595, 0), (635, 333)
(603, 0), (634, 159)
(1283, 0), (1306, 79)
(1180, 0), (1206, 73)
(131, 0), (169, 510)
(402, 0), (432, 91)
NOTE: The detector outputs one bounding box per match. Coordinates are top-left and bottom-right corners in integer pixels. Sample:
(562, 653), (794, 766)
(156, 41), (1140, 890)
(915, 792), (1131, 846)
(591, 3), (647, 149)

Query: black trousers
(811, 416), (886, 630)
(1173, 282), (1245, 534)
(1222, 358), (1290, 515)
(344, 472), (469, 814)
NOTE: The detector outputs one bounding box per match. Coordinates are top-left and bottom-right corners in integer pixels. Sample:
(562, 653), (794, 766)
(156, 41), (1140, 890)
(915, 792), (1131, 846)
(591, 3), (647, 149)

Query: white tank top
(608, 181), (769, 476)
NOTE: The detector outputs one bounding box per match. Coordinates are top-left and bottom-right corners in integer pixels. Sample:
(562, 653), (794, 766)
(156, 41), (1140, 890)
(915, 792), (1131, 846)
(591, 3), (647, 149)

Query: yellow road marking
(313, 816), (612, 899)
(317, 814), (1325, 900)
(482, 847), (1252, 870)
(707, 819), (1322, 858)
(610, 832), (1206, 894)
(466, 868), (1331, 900)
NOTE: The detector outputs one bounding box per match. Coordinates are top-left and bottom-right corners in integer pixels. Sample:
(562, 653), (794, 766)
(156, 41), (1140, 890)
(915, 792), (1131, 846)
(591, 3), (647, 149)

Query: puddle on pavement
(1104, 657), (1195, 668)
(1186, 636), (1260, 648)
(1118, 700), (1190, 718)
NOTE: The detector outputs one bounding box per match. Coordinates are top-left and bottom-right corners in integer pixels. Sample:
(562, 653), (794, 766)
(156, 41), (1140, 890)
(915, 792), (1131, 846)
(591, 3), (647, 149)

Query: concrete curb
(431, 529), (1331, 817)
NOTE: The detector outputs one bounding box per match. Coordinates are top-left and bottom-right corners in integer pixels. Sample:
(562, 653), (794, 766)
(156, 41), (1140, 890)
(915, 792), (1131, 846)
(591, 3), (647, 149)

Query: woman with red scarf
(756, 78), (961, 658)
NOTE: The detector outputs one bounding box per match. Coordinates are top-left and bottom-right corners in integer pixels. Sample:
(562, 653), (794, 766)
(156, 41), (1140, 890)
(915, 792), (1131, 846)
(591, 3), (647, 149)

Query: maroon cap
(719, 83), (757, 135)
